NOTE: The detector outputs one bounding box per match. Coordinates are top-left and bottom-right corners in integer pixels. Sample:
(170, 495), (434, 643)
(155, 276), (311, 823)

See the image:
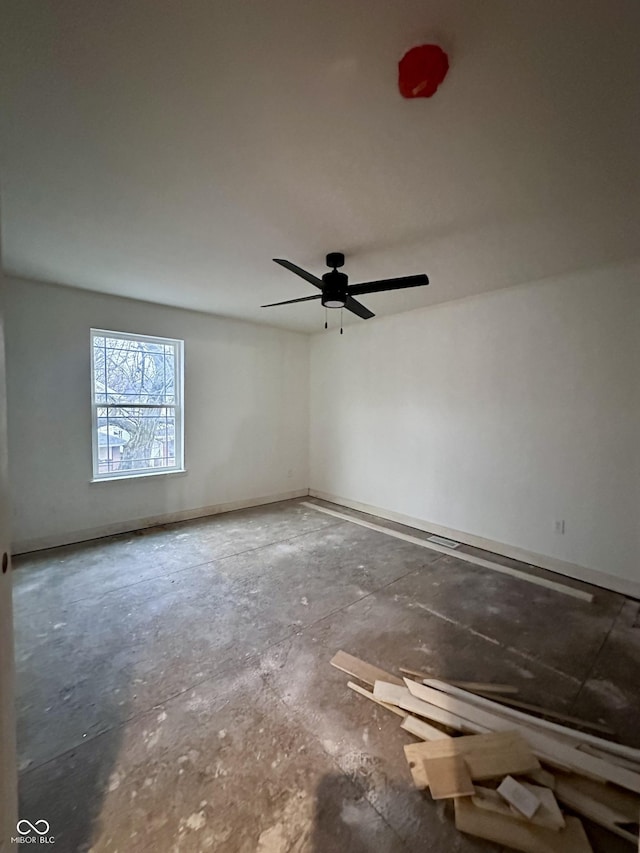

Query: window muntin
(91, 330), (184, 480)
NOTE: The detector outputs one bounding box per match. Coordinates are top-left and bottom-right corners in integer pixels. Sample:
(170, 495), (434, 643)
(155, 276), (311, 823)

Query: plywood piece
(404, 679), (640, 793)
(423, 678), (639, 763)
(474, 785), (565, 831)
(404, 743), (430, 789)
(346, 681), (405, 717)
(330, 650), (403, 686)
(498, 775), (541, 819)
(424, 754), (475, 800)
(465, 743), (541, 781)
(555, 772), (640, 844)
(455, 797), (593, 853)
(405, 731), (539, 781)
(302, 502), (593, 601)
(400, 714), (450, 741)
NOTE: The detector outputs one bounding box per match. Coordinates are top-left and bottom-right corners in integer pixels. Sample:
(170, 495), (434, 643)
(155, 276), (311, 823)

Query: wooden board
(330, 650), (403, 686)
(402, 725), (502, 757)
(373, 681), (411, 705)
(424, 754), (475, 800)
(423, 678), (639, 763)
(555, 772), (640, 844)
(400, 714), (450, 741)
(404, 743), (430, 789)
(577, 743), (640, 773)
(525, 767), (556, 789)
(346, 681), (406, 717)
(404, 679), (640, 794)
(474, 785), (565, 831)
(455, 797), (593, 853)
(302, 502), (593, 601)
(400, 668), (519, 694)
(404, 731), (539, 782)
(449, 681), (519, 695)
(474, 691), (616, 735)
(503, 785), (564, 831)
(498, 775), (541, 819)
(347, 679), (468, 745)
(402, 696), (487, 732)
(374, 680), (493, 735)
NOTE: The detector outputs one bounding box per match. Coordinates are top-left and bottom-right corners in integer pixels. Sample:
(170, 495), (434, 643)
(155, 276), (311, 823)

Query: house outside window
(90, 329), (184, 480)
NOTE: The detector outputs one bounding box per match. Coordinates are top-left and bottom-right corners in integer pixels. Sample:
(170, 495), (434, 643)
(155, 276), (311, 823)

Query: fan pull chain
(324, 306), (328, 330)
(340, 308), (343, 334)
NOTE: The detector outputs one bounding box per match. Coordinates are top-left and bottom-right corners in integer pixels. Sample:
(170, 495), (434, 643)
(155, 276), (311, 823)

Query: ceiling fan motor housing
(322, 269), (348, 308)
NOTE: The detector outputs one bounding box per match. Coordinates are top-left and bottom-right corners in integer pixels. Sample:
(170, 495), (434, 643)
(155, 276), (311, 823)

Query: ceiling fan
(262, 253), (429, 322)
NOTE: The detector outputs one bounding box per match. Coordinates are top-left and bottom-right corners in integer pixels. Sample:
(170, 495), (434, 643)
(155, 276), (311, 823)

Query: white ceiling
(1, 0), (639, 333)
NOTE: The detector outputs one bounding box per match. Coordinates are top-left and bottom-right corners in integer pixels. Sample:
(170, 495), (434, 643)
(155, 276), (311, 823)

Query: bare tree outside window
(91, 331), (184, 479)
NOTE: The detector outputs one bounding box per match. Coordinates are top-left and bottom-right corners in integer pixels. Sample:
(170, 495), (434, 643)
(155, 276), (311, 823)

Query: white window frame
(90, 329), (185, 481)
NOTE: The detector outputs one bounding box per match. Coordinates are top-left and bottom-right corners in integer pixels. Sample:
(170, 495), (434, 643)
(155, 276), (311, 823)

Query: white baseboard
(308, 489), (640, 600)
(13, 489), (310, 555)
(15, 484), (639, 600)
(302, 501), (592, 602)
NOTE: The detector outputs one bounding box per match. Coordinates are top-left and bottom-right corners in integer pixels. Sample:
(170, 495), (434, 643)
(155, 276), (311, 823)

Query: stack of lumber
(331, 650), (640, 852)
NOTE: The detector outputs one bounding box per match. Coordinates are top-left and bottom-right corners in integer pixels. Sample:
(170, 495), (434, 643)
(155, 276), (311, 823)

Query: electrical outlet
(554, 520), (565, 535)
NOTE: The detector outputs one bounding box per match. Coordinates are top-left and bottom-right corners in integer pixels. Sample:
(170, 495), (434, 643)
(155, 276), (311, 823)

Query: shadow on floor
(16, 621), (132, 851)
(310, 773), (416, 852)
(18, 722), (126, 852)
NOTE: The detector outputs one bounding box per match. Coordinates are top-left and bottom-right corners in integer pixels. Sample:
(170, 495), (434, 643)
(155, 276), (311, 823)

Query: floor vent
(427, 535), (461, 549)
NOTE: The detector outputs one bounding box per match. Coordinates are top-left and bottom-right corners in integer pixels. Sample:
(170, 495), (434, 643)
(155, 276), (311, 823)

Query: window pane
(92, 330), (183, 480)
(96, 406), (177, 473)
(93, 335), (177, 405)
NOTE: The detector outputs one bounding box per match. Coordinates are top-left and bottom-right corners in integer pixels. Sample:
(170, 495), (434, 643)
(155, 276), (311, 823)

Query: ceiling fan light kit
(321, 253), (348, 308)
(263, 253), (429, 330)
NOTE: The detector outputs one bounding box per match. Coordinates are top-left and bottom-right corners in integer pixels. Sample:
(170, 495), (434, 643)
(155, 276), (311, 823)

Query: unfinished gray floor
(12, 498), (639, 852)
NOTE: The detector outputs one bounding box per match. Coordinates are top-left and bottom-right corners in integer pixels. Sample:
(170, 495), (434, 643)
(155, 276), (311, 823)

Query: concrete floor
(12, 498), (640, 852)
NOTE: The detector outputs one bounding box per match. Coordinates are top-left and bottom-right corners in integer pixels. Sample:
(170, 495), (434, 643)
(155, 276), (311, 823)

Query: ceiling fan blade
(273, 259), (324, 290)
(261, 294), (322, 307)
(345, 296), (375, 319)
(348, 273), (429, 296)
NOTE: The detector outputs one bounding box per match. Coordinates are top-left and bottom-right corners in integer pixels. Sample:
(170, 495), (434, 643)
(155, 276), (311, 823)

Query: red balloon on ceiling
(398, 44), (449, 98)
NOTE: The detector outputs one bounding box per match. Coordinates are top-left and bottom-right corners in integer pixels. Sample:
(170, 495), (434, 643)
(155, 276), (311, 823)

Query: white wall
(6, 263), (640, 593)
(310, 261), (640, 592)
(4, 276), (309, 552)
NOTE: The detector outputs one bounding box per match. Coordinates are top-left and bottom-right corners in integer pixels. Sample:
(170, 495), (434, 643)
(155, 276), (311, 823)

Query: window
(91, 330), (184, 480)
